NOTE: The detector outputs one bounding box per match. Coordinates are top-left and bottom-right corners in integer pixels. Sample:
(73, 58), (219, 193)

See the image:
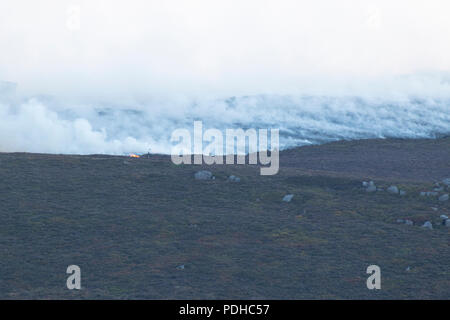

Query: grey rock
(442, 178), (450, 186)
(366, 185), (377, 193)
(438, 194), (449, 202)
(194, 170), (213, 180)
(420, 191), (438, 197)
(176, 265), (185, 270)
(282, 194), (294, 202)
(405, 220), (414, 225)
(440, 215), (449, 220)
(387, 185), (399, 194)
(445, 220), (450, 227)
(362, 181), (369, 187)
(396, 219), (405, 224)
(399, 190), (407, 196)
(228, 175), (241, 182)
(421, 221), (433, 230)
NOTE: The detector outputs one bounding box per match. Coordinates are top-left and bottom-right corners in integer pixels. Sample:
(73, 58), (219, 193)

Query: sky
(1, 0), (450, 100)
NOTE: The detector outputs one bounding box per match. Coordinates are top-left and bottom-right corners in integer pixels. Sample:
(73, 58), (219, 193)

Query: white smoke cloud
(0, 1), (449, 154)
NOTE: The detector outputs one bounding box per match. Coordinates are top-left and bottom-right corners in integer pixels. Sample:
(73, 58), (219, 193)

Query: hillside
(0, 137), (449, 299)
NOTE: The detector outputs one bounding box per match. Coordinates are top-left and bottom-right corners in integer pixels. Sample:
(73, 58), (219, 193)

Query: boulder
(194, 170), (213, 180)
(421, 221), (433, 230)
(387, 185), (399, 194)
(420, 191), (438, 197)
(438, 194), (449, 202)
(442, 178), (450, 186)
(282, 194), (294, 202)
(366, 182), (377, 193)
(228, 175), (241, 182)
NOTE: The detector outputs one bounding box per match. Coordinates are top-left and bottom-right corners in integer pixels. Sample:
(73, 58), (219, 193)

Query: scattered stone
(420, 191), (438, 197)
(176, 265), (185, 270)
(227, 175), (241, 182)
(405, 220), (414, 225)
(377, 188), (384, 192)
(431, 207), (438, 211)
(421, 221), (433, 230)
(366, 181), (377, 193)
(194, 170), (213, 180)
(405, 266), (411, 272)
(442, 178), (450, 186)
(282, 194), (294, 202)
(438, 194), (449, 202)
(399, 190), (407, 196)
(434, 187), (444, 192)
(387, 185), (399, 194)
(396, 219), (405, 224)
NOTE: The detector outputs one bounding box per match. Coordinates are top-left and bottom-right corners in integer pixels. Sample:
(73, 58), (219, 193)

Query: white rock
(282, 194), (294, 202)
(421, 221), (433, 230)
(440, 215), (449, 220)
(194, 170), (213, 180)
(438, 194), (449, 202)
(387, 185), (399, 194)
(362, 181), (369, 187)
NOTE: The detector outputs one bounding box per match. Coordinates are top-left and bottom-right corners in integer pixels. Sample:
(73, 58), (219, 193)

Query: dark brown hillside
(0, 138), (449, 299)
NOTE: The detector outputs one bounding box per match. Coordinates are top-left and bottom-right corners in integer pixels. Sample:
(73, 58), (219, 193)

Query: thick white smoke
(0, 1), (450, 154)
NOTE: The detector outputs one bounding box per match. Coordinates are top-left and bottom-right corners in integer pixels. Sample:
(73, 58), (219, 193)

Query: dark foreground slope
(0, 138), (449, 299)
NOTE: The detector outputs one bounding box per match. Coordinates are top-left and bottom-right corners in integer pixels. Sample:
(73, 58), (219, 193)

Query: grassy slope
(0, 138), (449, 299)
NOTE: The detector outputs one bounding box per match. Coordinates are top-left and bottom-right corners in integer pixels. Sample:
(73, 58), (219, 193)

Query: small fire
(129, 154), (140, 158)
